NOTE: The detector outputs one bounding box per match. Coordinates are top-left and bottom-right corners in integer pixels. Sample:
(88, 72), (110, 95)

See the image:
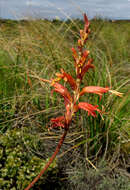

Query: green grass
(0, 18), (130, 189)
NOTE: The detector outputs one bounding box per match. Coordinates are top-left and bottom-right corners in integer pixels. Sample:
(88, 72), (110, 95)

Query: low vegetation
(0, 16), (130, 189)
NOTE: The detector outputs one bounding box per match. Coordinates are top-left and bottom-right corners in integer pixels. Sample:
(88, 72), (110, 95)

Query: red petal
(65, 106), (71, 125)
(51, 116), (65, 123)
(73, 104), (79, 113)
(72, 47), (78, 62)
(60, 69), (77, 90)
(52, 82), (72, 107)
(84, 14), (90, 32)
(80, 86), (109, 98)
(81, 59), (94, 79)
(80, 30), (84, 39)
(79, 50), (89, 66)
(51, 116), (65, 128)
(78, 102), (101, 117)
(78, 39), (82, 47)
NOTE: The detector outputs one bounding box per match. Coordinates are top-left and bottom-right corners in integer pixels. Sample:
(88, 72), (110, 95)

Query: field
(0, 17), (130, 189)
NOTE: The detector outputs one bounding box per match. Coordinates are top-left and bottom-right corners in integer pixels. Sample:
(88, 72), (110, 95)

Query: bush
(0, 128), (58, 190)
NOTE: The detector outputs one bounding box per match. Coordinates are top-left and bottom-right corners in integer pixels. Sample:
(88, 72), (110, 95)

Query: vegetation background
(0, 17), (130, 189)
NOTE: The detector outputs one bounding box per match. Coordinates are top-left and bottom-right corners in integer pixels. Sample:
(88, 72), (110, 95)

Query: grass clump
(66, 160), (130, 190)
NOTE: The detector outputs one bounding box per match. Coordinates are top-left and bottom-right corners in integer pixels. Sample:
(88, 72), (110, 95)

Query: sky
(0, 0), (130, 20)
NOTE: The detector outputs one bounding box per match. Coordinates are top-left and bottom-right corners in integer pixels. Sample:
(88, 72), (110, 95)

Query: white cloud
(26, 1), (41, 6)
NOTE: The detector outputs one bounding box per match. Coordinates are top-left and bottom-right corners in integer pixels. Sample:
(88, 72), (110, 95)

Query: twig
(86, 157), (98, 171)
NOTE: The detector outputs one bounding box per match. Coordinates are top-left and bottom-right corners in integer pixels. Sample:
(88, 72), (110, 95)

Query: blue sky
(0, 0), (130, 20)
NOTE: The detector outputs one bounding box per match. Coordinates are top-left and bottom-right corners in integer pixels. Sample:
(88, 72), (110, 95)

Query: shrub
(0, 128), (58, 190)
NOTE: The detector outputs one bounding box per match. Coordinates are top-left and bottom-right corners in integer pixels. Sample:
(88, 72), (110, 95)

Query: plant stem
(24, 129), (68, 190)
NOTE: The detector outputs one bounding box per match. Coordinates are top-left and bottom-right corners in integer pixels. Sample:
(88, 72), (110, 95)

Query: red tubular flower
(80, 86), (109, 99)
(50, 116), (65, 129)
(72, 47), (78, 63)
(75, 51), (91, 79)
(65, 104), (71, 126)
(78, 39), (83, 49)
(59, 69), (77, 90)
(79, 50), (89, 66)
(78, 102), (101, 117)
(84, 13), (90, 33)
(80, 59), (94, 79)
(80, 30), (84, 39)
(51, 82), (73, 109)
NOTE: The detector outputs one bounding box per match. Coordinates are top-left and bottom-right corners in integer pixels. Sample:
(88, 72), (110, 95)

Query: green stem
(24, 129), (68, 190)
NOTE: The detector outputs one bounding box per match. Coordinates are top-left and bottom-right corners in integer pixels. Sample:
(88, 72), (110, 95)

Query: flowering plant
(25, 14), (122, 190)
